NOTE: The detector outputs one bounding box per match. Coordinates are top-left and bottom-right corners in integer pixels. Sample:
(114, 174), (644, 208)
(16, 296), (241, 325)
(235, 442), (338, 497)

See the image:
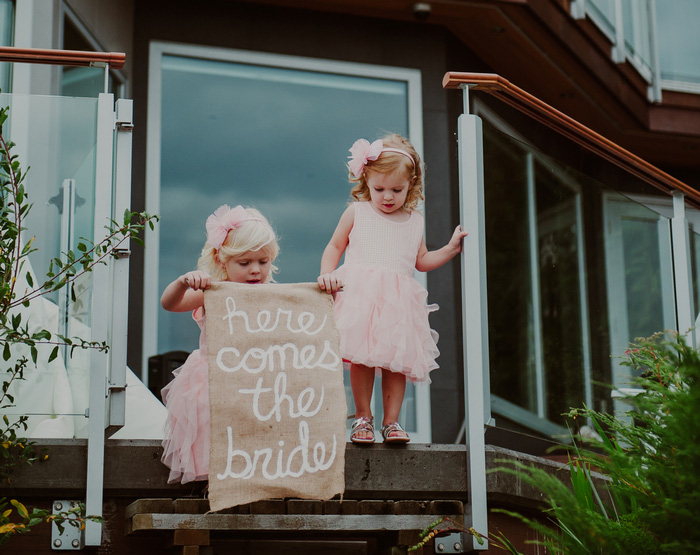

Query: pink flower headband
(347, 138), (416, 178)
(206, 204), (261, 250)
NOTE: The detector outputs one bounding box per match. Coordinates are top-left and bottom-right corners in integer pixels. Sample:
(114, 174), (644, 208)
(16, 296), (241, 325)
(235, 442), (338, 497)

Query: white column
(458, 85), (489, 551)
(84, 92), (115, 546)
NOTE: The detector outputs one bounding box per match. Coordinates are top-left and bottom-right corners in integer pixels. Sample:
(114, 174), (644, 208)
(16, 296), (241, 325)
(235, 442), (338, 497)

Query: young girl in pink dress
(317, 134), (467, 445)
(160, 204), (279, 483)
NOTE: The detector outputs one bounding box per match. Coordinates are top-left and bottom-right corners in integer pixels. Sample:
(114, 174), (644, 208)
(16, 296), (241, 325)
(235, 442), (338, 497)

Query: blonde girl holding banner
(160, 204), (279, 484)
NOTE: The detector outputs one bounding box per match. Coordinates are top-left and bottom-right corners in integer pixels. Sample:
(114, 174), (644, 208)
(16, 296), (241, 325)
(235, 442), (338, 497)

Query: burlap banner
(204, 282), (347, 512)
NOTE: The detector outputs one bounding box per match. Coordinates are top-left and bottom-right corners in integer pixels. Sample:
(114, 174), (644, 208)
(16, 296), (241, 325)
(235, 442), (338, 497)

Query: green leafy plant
(0, 96), (157, 544)
(0, 498), (94, 546)
(494, 332), (700, 554)
(401, 515), (527, 553)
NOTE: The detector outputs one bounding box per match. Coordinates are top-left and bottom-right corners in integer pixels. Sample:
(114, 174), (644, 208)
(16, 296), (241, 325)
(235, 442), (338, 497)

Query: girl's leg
(350, 363), (375, 441)
(381, 369), (409, 441)
(381, 369), (406, 425)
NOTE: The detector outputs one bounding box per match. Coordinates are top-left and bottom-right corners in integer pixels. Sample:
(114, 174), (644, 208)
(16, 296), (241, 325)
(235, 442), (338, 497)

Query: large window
(145, 43), (430, 440)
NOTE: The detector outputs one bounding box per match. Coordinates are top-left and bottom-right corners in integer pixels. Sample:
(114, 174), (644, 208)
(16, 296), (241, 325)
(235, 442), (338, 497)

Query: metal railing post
(106, 98), (134, 436)
(457, 84), (489, 551)
(671, 192), (695, 345)
(84, 91), (116, 546)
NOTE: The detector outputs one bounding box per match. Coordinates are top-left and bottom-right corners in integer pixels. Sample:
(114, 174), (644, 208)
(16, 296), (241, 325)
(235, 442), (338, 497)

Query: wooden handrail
(443, 72), (700, 204)
(0, 47), (125, 70)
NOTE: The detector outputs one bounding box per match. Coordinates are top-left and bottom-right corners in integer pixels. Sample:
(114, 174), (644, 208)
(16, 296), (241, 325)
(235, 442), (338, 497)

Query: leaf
(2, 342), (9, 361)
(48, 346), (58, 363)
(10, 499), (28, 519)
(0, 522), (20, 534)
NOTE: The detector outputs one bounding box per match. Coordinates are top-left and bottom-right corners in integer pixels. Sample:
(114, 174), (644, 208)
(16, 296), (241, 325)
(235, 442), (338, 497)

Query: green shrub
(496, 332), (700, 554)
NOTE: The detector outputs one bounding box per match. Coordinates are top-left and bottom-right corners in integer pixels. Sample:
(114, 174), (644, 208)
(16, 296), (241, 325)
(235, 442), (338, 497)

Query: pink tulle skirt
(334, 264), (439, 383)
(161, 349), (210, 484)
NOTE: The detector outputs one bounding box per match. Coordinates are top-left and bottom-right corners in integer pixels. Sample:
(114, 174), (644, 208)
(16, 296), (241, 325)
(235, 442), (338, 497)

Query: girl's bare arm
(160, 270), (211, 312)
(415, 225), (468, 272)
(318, 205), (355, 292)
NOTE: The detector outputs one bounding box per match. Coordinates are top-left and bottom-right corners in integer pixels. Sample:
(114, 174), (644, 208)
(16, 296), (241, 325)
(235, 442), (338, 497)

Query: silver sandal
(351, 416), (375, 444)
(380, 422), (410, 444)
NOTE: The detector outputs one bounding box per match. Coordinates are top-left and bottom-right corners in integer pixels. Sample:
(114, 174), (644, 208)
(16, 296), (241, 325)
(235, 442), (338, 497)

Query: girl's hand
(448, 225), (468, 253)
(181, 270), (212, 292)
(317, 272), (343, 293)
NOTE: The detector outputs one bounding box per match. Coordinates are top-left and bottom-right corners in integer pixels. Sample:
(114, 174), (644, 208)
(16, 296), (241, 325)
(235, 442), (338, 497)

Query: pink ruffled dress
(161, 306), (210, 484)
(334, 201), (439, 383)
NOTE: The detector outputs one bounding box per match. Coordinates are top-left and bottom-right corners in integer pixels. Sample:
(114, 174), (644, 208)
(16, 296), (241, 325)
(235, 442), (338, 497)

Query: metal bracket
(51, 500), (84, 550)
(113, 248), (131, 259)
(116, 121), (134, 131)
(435, 532), (465, 553)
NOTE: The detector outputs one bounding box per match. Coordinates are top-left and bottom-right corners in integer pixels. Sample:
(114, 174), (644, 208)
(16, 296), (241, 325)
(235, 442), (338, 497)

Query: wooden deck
(7, 440), (561, 554)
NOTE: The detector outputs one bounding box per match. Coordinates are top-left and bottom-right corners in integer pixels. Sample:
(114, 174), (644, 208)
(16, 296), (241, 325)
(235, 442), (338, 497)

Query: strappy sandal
(350, 416), (375, 444)
(380, 422), (411, 444)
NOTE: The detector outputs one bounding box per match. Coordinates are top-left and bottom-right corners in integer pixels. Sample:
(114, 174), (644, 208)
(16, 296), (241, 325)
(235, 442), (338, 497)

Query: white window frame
(143, 41), (431, 441)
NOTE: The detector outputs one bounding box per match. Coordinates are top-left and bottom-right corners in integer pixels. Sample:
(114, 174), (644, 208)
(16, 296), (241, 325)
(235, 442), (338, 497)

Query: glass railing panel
(482, 125), (535, 414)
(1, 92), (99, 438)
(481, 117), (676, 430)
(533, 160), (587, 423)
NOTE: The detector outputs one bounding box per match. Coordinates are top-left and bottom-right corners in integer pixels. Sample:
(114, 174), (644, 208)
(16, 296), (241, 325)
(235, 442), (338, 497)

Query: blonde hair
(349, 134), (424, 210)
(197, 207), (279, 281)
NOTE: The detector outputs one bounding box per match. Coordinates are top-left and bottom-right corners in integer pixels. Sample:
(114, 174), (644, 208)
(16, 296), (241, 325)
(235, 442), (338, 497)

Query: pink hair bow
(206, 204), (251, 250)
(348, 139), (383, 177)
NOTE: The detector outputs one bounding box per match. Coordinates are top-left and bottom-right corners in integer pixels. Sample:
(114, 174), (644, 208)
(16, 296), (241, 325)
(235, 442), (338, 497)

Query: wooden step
(125, 497), (466, 534)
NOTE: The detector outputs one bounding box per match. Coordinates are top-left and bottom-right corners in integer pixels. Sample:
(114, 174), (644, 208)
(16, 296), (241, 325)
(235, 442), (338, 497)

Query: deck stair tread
(125, 497), (466, 534)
